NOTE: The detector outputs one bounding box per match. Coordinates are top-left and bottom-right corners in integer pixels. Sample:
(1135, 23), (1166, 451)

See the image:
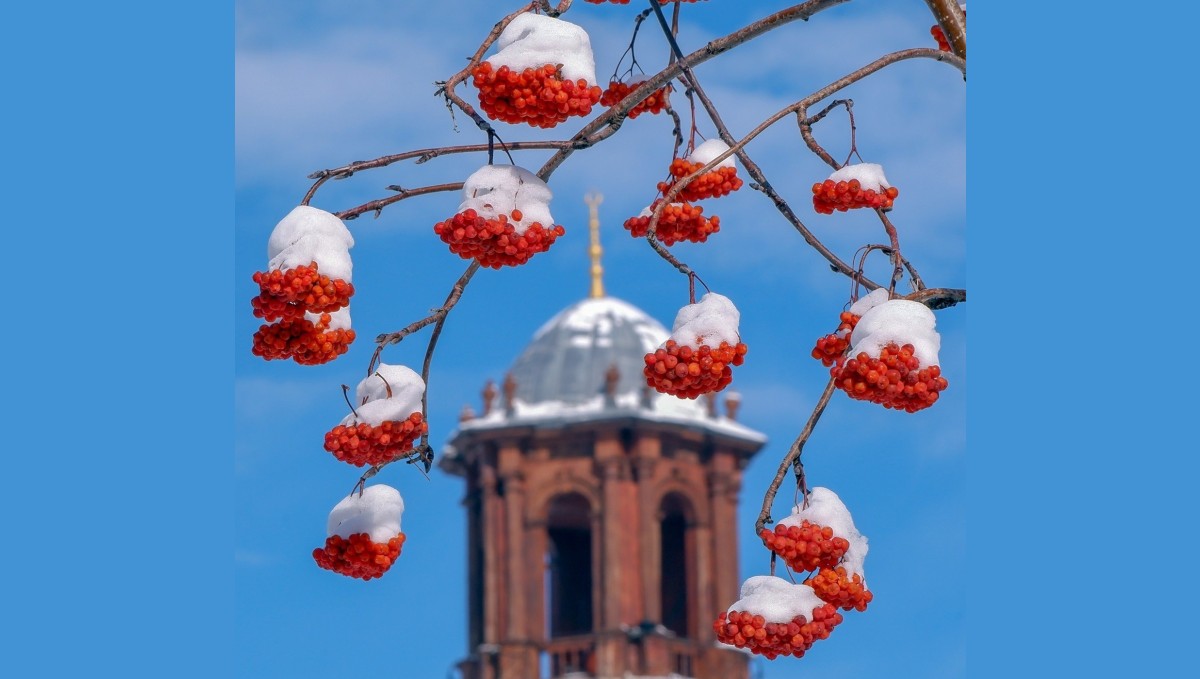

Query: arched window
(659, 493), (693, 638)
(545, 492), (593, 638)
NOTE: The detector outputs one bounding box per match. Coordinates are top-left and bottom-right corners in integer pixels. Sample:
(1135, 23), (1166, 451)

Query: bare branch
(755, 377), (837, 535)
(924, 0), (966, 61)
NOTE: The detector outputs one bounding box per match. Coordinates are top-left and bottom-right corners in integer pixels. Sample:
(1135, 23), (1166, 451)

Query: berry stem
(754, 376), (837, 536)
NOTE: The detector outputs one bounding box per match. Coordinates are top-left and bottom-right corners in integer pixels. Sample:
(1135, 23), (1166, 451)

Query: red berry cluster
(312, 532), (406, 581)
(657, 158), (743, 202)
(812, 178), (899, 214)
(471, 62), (602, 129)
(643, 339), (747, 399)
(623, 201), (720, 245)
(714, 604), (843, 660)
(600, 80), (670, 118)
(810, 311), (860, 367)
(323, 412), (428, 467)
(251, 262), (354, 322)
(831, 342), (949, 413)
(805, 567), (873, 612)
(252, 312), (355, 365)
(434, 208), (565, 269)
(760, 521), (851, 573)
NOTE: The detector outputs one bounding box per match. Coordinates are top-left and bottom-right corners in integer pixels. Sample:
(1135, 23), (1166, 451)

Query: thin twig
(755, 377), (837, 536)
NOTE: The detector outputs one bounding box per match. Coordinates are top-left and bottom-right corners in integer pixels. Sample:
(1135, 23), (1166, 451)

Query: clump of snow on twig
(326, 484), (405, 543)
(687, 139), (736, 170)
(849, 298), (941, 368)
(487, 13), (598, 85)
(459, 164), (556, 235)
(728, 575), (825, 624)
(827, 163), (891, 192)
(266, 205), (355, 282)
(668, 292), (741, 348)
(340, 363), (425, 428)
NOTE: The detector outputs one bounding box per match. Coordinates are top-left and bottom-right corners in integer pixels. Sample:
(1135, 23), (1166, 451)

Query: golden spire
(585, 192), (605, 299)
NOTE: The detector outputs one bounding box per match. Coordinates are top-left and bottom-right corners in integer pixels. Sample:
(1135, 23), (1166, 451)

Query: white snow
(827, 163), (891, 191)
(266, 205), (355, 282)
(848, 287), (890, 317)
(306, 305), (351, 331)
(459, 164), (555, 235)
(779, 486), (869, 581)
(339, 363), (425, 427)
(326, 484), (405, 543)
(848, 299), (941, 368)
(667, 292), (741, 348)
(728, 575), (824, 624)
(486, 13), (598, 85)
(687, 139), (736, 170)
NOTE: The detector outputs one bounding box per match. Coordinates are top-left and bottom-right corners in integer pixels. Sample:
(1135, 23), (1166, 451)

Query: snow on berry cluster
(714, 576), (844, 660)
(828, 294), (948, 413)
(624, 141), (741, 245)
(313, 484), (407, 581)
(657, 140), (744, 202)
(434, 165), (565, 269)
(472, 13), (602, 128)
(622, 201), (719, 245)
(600, 76), (670, 118)
(323, 364), (429, 467)
(644, 293), (747, 399)
(812, 163), (899, 214)
(763, 487), (873, 613)
(252, 206), (356, 365)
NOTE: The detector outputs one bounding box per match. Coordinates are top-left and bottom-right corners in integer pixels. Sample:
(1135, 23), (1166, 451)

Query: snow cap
(306, 306), (352, 331)
(326, 484), (405, 543)
(459, 164), (555, 235)
(266, 206), (355, 281)
(340, 363), (425, 427)
(668, 292), (741, 348)
(486, 13), (598, 85)
(779, 486), (869, 581)
(827, 163), (891, 191)
(849, 298), (941, 368)
(728, 575), (825, 624)
(687, 139), (736, 170)
(848, 287), (890, 317)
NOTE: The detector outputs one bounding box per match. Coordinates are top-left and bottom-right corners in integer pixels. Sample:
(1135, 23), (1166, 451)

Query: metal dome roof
(507, 296), (670, 406)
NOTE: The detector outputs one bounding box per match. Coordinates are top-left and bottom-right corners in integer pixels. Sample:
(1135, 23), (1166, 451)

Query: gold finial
(585, 192), (604, 299)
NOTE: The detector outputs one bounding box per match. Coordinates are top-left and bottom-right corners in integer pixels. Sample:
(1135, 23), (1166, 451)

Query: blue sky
(235, 1), (964, 677)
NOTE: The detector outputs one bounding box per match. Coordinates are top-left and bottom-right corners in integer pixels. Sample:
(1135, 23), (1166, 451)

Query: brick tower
(440, 196), (765, 679)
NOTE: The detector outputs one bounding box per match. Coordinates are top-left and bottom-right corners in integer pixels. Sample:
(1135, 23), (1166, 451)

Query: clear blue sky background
(7, 2), (1200, 679)
(235, 2), (963, 678)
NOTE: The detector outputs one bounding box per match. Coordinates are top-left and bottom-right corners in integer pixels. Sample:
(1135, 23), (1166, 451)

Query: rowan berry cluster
(760, 521), (850, 573)
(643, 339), (747, 398)
(600, 80), (670, 118)
(714, 605), (843, 659)
(831, 343), (948, 413)
(657, 158), (743, 202)
(472, 62), (602, 129)
(434, 208), (566, 269)
(323, 412), (428, 467)
(252, 312), (355, 365)
(805, 567), (873, 612)
(812, 178), (899, 214)
(622, 201), (720, 245)
(251, 262), (354, 322)
(312, 532), (406, 581)
(810, 311), (860, 367)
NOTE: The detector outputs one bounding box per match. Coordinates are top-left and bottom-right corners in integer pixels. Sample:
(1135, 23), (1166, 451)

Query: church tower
(440, 196), (765, 679)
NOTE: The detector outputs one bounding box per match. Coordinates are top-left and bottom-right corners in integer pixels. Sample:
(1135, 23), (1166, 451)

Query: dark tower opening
(545, 492), (593, 638)
(659, 493), (692, 638)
